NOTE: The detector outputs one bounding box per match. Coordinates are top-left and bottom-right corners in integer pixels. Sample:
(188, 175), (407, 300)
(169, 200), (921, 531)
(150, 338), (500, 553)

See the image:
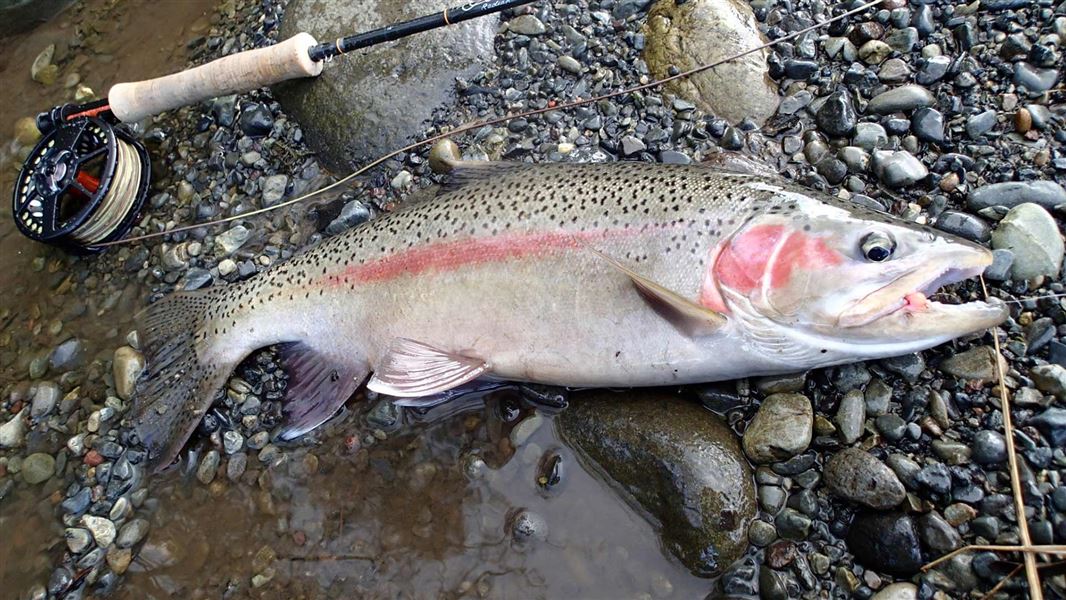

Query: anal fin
(368, 338), (489, 398)
(277, 343), (369, 441)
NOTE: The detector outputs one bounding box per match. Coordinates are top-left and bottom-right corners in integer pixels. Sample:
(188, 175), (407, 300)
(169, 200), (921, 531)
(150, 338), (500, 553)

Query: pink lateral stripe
(319, 229), (630, 287)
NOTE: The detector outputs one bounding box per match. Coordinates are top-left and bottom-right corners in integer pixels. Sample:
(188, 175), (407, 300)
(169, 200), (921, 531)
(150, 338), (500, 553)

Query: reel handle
(107, 32), (323, 123)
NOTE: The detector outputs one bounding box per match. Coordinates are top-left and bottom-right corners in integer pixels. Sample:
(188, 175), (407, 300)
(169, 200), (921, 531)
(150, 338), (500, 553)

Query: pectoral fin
(368, 338), (489, 398)
(587, 246), (727, 337)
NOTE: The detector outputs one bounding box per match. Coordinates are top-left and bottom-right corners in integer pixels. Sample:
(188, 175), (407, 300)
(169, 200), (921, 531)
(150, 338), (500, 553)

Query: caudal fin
(130, 288), (238, 472)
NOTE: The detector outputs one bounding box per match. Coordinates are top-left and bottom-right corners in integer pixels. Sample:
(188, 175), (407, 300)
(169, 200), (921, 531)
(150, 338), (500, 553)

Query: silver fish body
(132, 161), (1005, 468)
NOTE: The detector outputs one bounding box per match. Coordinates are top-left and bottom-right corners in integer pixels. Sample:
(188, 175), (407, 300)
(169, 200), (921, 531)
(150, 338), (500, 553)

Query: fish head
(708, 184), (1008, 357)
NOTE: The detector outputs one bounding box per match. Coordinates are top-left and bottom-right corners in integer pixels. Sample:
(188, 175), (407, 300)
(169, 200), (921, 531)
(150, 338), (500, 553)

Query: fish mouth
(837, 250), (1005, 330)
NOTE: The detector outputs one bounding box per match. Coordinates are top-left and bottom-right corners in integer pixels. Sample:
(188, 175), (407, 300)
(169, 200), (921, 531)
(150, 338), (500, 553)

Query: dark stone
(1029, 407), (1066, 446)
(816, 91), (858, 138)
(911, 107), (944, 143)
(720, 127), (744, 151)
(972, 430), (1007, 465)
(846, 512), (924, 576)
(915, 463), (952, 495)
(559, 391), (755, 577)
(935, 211), (991, 243)
(237, 102), (274, 138)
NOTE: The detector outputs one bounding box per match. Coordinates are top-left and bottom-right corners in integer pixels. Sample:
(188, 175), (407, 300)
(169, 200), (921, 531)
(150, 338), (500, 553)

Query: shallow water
(115, 394), (710, 599)
(0, 3), (717, 598)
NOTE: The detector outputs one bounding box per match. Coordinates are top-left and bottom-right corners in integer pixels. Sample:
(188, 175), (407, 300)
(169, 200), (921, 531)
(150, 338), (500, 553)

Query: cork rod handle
(107, 33), (323, 123)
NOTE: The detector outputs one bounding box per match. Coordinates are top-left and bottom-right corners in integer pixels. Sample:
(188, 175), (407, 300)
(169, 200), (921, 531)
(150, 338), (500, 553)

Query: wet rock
(226, 452), (247, 481)
(508, 14), (545, 35)
(81, 515), (116, 547)
(116, 518), (150, 548)
(872, 582), (918, 600)
(642, 0), (778, 125)
(911, 107), (944, 143)
(816, 91), (857, 137)
(967, 181), (1066, 211)
(22, 452), (56, 484)
(991, 203), (1064, 280)
(835, 390), (865, 444)
(774, 507), (811, 541)
(1013, 62), (1059, 93)
(743, 393), (812, 463)
(107, 547), (132, 575)
(825, 448), (906, 509)
(919, 511), (962, 554)
(276, 0), (499, 170)
(853, 122), (888, 151)
(237, 102), (273, 137)
(939, 346), (1005, 383)
(935, 211), (991, 243)
(984, 249), (1014, 281)
(65, 528), (92, 554)
(216, 225), (250, 254)
(559, 391), (755, 577)
(261, 174), (288, 207)
(112, 346), (144, 401)
(50, 337), (85, 371)
(1031, 365), (1066, 399)
(197, 449), (220, 484)
(30, 381), (60, 418)
(972, 430), (1007, 465)
(867, 85), (935, 114)
(916, 55), (950, 85)
(965, 110), (997, 139)
(872, 150), (927, 188)
(14, 116), (42, 146)
(1030, 407), (1066, 446)
(326, 200), (371, 235)
(846, 512), (924, 576)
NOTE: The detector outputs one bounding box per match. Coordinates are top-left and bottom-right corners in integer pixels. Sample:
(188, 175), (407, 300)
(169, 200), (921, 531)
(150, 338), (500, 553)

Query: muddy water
(116, 393), (708, 599)
(0, 3), (716, 598)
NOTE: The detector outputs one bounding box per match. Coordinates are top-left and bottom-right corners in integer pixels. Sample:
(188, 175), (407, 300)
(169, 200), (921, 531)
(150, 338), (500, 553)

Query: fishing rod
(11, 0), (537, 253)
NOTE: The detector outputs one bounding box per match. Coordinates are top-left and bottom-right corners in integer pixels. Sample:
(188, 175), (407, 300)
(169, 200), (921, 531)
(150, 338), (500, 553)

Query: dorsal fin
(438, 161), (536, 195)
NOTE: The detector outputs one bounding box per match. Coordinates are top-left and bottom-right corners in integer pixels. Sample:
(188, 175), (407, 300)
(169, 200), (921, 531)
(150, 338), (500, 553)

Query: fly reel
(12, 116), (151, 253)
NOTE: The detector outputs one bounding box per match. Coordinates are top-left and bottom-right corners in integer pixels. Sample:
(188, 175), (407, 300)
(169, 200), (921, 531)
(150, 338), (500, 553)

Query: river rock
(867, 85), (935, 114)
(872, 582), (918, 600)
(939, 346), (1006, 383)
(824, 448), (906, 509)
(846, 512), (924, 576)
(642, 0), (778, 125)
(22, 452), (56, 484)
(559, 391), (755, 577)
(991, 203), (1064, 280)
(81, 515), (117, 547)
(112, 346), (144, 400)
(743, 393), (813, 463)
(276, 0), (499, 171)
(1031, 364), (1066, 399)
(0, 408), (27, 448)
(968, 181), (1066, 211)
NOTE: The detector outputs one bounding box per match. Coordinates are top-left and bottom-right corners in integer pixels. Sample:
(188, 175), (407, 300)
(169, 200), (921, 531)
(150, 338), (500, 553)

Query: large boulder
(642, 0), (779, 125)
(558, 390), (755, 577)
(275, 0), (498, 171)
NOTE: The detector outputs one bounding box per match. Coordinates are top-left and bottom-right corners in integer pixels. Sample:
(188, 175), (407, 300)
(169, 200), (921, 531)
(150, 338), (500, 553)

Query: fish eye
(861, 232), (895, 262)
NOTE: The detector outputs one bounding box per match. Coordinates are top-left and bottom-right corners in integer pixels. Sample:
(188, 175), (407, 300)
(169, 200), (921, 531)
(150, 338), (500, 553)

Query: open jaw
(837, 264), (1006, 330)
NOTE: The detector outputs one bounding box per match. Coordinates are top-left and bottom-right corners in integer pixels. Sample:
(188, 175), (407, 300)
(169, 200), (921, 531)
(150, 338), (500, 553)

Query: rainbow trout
(133, 160), (1006, 468)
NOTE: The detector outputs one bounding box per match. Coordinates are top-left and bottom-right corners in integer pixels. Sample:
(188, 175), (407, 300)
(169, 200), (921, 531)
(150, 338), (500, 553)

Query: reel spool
(12, 117), (151, 253)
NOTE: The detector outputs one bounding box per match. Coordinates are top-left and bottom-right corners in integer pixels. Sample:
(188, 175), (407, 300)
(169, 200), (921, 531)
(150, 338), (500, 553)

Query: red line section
(319, 229), (630, 288)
